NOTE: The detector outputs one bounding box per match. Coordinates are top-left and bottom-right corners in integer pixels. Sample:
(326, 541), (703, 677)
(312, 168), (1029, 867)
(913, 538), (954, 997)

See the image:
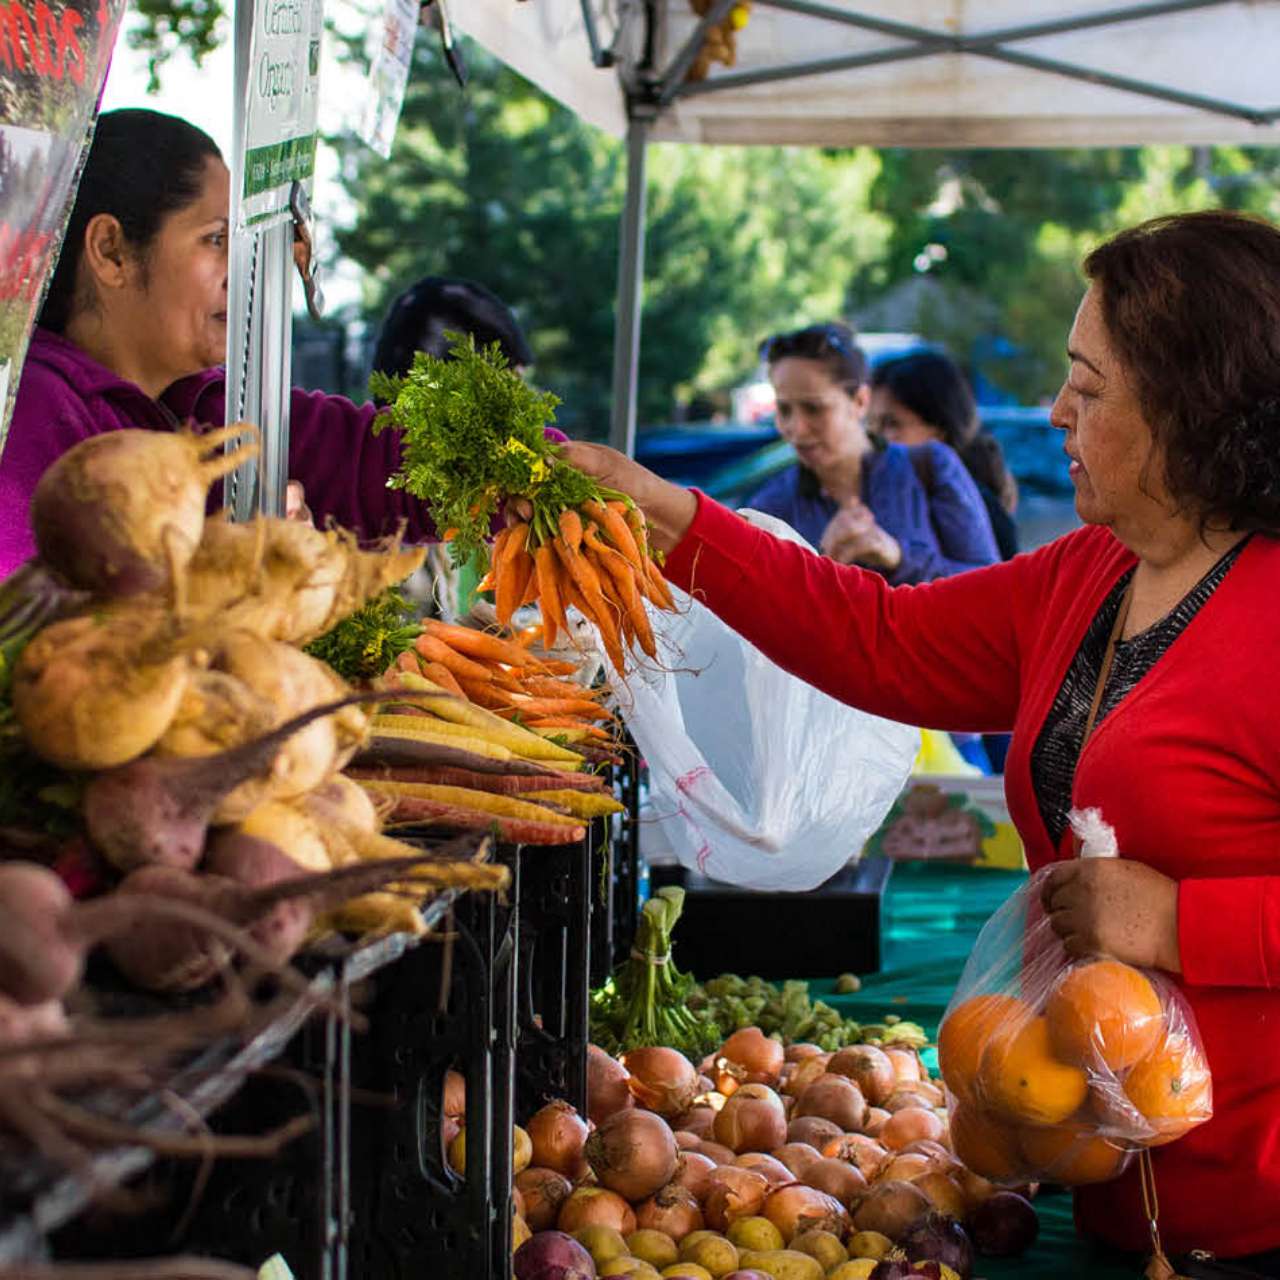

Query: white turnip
(31, 424), (258, 598)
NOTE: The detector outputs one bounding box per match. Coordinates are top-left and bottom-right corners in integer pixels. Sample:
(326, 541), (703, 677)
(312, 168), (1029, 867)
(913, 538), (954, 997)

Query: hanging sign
(0, 0), (128, 451)
(237, 0), (323, 229)
(357, 0), (418, 158)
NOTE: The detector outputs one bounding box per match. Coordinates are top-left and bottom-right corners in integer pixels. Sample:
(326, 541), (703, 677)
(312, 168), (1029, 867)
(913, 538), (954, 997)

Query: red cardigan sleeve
(662, 491), (1035, 733)
(1179, 878), (1280, 988)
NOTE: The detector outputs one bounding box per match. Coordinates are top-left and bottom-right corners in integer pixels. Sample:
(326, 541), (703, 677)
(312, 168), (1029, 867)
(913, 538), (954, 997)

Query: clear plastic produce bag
(606, 510), (919, 892)
(938, 809), (1212, 1188)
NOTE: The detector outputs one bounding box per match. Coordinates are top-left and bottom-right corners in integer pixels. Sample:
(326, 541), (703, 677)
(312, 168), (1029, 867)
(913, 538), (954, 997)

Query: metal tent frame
(587, 0), (1280, 455)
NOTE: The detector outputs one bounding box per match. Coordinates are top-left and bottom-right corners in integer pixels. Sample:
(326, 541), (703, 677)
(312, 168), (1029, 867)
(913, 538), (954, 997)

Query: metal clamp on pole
(291, 181), (325, 322)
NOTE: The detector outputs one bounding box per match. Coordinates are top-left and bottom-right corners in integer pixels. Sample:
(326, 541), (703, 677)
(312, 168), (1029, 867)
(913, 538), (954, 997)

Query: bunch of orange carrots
(392, 618), (620, 758)
(482, 499), (675, 676)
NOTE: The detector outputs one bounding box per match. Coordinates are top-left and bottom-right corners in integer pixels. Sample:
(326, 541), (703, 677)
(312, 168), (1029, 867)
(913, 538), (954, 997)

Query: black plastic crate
(590, 746), (643, 988)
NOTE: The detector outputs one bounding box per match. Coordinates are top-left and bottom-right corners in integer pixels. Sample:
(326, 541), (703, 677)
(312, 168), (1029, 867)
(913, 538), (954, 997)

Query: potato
(737, 1249), (825, 1280)
(846, 1230), (893, 1261)
(726, 1216), (784, 1251)
(628, 1230), (679, 1269)
(680, 1236), (740, 1278)
(828, 1262), (877, 1280)
(789, 1229), (847, 1272)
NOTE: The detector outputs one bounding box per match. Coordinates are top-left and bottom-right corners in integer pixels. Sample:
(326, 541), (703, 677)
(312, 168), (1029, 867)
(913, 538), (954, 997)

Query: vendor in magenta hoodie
(0, 109), (557, 578)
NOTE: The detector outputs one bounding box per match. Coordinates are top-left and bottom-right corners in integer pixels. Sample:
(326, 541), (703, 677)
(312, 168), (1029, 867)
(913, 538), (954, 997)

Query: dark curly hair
(1083, 210), (1280, 533)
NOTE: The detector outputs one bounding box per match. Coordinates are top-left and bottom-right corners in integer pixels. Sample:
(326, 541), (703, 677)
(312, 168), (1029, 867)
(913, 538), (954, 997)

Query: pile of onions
(718, 1027), (785, 1086)
(634, 1183), (704, 1241)
(793, 1074), (868, 1132)
(621, 1046), (699, 1118)
(702, 1165), (769, 1232)
(827, 1044), (896, 1107)
(527, 1100), (590, 1177)
(587, 1044), (634, 1127)
(713, 1083), (787, 1154)
(515, 1167), (573, 1231)
(762, 1184), (850, 1242)
(585, 1108), (678, 1201)
(556, 1186), (637, 1236)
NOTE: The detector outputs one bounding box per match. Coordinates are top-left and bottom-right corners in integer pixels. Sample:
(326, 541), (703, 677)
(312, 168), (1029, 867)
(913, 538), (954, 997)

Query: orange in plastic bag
(937, 808), (1213, 1188)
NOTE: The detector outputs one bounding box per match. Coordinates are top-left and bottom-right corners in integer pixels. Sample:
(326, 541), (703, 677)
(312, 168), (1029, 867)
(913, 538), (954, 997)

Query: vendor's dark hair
(1084, 210), (1280, 533)
(371, 276), (534, 379)
(761, 321), (868, 393)
(40, 109), (223, 334)
(873, 350), (1018, 514)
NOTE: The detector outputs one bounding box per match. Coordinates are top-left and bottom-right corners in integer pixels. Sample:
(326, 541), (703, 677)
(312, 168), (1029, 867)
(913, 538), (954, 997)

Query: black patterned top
(1030, 538), (1251, 847)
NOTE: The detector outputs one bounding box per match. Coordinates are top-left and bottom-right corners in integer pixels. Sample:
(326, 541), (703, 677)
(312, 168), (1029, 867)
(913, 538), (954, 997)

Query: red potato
(31, 424), (258, 598)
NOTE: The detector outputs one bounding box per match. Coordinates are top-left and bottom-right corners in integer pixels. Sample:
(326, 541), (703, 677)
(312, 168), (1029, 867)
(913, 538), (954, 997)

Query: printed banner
(0, 0), (128, 451)
(357, 0), (418, 158)
(237, 0), (324, 229)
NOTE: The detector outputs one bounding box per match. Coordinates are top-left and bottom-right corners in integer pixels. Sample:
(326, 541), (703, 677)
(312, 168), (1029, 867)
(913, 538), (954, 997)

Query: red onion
(513, 1230), (595, 1280)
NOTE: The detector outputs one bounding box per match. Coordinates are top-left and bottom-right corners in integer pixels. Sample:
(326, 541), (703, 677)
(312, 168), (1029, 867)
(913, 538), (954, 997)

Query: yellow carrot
(514, 788), (625, 819)
(358, 780), (584, 827)
(372, 720), (514, 761)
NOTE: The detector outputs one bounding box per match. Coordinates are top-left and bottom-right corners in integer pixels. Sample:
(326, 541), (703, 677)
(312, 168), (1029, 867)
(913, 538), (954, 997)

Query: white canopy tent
(452, 0), (1280, 452)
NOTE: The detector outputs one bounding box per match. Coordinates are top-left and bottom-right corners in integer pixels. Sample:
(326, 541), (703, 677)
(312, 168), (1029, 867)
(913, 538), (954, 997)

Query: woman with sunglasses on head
(745, 323), (1000, 584)
(546, 210), (1280, 1273)
(0, 109), (561, 576)
(870, 348), (1021, 560)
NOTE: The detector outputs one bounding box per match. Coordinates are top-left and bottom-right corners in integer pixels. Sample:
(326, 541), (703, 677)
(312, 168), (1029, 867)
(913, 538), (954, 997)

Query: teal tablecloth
(808, 860), (1138, 1280)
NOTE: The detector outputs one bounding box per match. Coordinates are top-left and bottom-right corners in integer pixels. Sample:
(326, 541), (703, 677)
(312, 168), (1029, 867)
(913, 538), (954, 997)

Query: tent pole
(609, 115), (650, 458)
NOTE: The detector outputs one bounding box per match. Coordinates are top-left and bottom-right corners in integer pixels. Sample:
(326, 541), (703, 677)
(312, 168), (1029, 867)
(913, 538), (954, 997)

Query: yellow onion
(587, 1045), (635, 1127)
(585, 1109), (678, 1201)
(787, 1116), (842, 1151)
(771, 1142), (823, 1180)
(527, 1100), (590, 1177)
(763, 1184), (850, 1243)
(821, 1133), (888, 1180)
(714, 1084), (788, 1154)
(621, 1047), (699, 1118)
(634, 1183), (704, 1242)
(671, 1151), (716, 1201)
(515, 1166), (573, 1231)
(801, 1156), (866, 1209)
(702, 1166), (770, 1232)
(734, 1151), (794, 1187)
(826, 1045), (896, 1107)
(557, 1186), (637, 1236)
(793, 1075), (868, 1133)
(718, 1027), (785, 1086)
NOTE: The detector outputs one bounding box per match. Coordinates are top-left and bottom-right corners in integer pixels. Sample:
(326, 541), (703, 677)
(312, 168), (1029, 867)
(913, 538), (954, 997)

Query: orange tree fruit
(979, 1015), (1088, 1126)
(948, 1099), (1026, 1183)
(1019, 1121), (1128, 1186)
(1045, 960), (1164, 1072)
(937, 993), (1030, 1103)
(1123, 1035), (1212, 1146)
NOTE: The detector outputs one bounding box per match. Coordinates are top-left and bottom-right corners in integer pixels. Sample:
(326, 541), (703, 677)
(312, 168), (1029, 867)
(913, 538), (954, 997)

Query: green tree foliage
(331, 39), (889, 433)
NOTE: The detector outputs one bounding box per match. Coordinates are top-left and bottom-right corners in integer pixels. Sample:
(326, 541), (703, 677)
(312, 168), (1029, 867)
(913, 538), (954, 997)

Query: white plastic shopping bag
(608, 510), (919, 891)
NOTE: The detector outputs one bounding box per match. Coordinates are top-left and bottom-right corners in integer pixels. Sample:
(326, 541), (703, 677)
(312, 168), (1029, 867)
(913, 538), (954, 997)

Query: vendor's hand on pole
(285, 480), (313, 525)
(1040, 857), (1182, 972)
(508, 442), (698, 555)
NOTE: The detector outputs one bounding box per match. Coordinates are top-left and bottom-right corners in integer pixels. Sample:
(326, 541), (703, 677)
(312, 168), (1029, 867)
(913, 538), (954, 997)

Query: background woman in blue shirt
(745, 323), (1000, 584)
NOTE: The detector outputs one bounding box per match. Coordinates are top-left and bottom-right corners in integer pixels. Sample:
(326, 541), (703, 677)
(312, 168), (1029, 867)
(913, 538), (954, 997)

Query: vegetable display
(480, 1030), (1041, 1277)
(370, 335), (675, 674)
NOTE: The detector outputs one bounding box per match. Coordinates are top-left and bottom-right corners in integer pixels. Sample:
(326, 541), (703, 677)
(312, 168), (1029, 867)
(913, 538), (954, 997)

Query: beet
(513, 1229), (596, 1280)
(84, 691), (389, 873)
(870, 1261), (913, 1280)
(967, 1190), (1039, 1257)
(898, 1211), (975, 1278)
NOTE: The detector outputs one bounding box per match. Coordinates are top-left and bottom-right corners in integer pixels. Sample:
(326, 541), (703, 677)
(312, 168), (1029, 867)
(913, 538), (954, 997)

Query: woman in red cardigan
(557, 211), (1280, 1269)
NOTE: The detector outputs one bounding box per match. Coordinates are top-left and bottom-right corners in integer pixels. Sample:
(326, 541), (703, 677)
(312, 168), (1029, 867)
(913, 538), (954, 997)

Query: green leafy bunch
(304, 588), (422, 682)
(371, 334), (563, 568)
